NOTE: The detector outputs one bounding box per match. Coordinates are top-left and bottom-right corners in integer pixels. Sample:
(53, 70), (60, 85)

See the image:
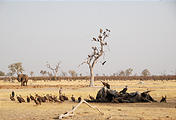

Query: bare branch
(58, 100), (104, 120)
(46, 62), (61, 77)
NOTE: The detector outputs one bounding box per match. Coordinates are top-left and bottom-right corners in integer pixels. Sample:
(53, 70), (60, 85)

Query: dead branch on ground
(58, 100), (104, 120)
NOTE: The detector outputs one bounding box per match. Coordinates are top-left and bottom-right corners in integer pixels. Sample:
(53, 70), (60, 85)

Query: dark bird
(160, 96), (167, 103)
(27, 96), (30, 103)
(59, 87), (62, 95)
(34, 98), (40, 105)
(71, 95), (75, 102)
(63, 94), (69, 100)
(59, 95), (65, 102)
(17, 96), (22, 103)
(16, 95), (25, 103)
(43, 95), (48, 101)
(36, 97), (41, 105)
(12, 91), (15, 97)
(48, 96), (54, 102)
(78, 96), (82, 103)
(101, 80), (110, 89)
(30, 94), (35, 101)
(10, 94), (15, 101)
(41, 96), (47, 102)
(36, 94), (42, 104)
(102, 61), (106, 65)
(120, 86), (128, 94)
(89, 95), (95, 100)
(19, 95), (25, 102)
(53, 99), (60, 102)
(52, 96), (60, 102)
(46, 94), (53, 102)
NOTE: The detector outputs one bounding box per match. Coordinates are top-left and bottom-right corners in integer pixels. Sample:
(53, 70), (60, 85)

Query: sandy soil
(0, 80), (176, 120)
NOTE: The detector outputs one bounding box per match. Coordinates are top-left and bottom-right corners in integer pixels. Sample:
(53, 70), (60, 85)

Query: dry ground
(0, 80), (176, 120)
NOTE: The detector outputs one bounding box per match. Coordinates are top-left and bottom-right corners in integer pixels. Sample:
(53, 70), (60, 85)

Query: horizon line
(0, 0), (173, 2)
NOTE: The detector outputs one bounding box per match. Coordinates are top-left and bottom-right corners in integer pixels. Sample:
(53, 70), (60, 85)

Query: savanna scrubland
(1, 79), (176, 120)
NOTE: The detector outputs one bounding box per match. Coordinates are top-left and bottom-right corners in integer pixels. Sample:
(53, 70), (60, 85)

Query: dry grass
(0, 80), (176, 120)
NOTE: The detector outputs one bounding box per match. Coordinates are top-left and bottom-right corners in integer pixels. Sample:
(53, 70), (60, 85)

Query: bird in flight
(102, 61), (106, 65)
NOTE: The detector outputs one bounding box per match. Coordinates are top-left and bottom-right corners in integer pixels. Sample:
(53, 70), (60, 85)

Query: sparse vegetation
(68, 70), (77, 77)
(8, 62), (24, 76)
(46, 62), (61, 80)
(141, 69), (151, 76)
(1, 75), (176, 81)
(125, 68), (133, 76)
(0, 70), (5, 76)
(40, 70), (47, 76)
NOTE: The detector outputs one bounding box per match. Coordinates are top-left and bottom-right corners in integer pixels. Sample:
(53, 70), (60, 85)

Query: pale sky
(0, 0), (176, 76)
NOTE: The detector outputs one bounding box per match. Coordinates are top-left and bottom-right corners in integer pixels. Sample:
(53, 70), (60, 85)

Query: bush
(0, 71), (5, 76)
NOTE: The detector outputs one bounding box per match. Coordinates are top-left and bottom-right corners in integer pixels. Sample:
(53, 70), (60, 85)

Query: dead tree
(81, 28), (110, 87)
(46, 62), (61, 80)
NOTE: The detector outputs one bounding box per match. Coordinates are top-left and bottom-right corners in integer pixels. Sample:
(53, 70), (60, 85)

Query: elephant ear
(17, 74), (23, 82)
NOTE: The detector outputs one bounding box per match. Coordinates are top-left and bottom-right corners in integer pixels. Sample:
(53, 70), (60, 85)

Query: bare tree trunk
(54, 72), (57, 80)
(90, 67), (94, 87)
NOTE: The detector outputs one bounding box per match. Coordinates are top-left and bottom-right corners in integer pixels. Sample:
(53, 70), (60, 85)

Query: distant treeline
(1, 75), (176, 81)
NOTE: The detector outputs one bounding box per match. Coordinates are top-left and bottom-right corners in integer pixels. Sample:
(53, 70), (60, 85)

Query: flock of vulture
(9, 91), (86, 105)
(10, 81), (167, 105)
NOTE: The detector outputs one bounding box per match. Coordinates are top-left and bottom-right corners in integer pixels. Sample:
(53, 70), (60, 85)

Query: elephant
(17, 74), (28, 86)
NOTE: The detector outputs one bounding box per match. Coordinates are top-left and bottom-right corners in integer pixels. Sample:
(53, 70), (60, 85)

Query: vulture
(10, 94), (15, 101)
(16, 95), (25, 103)
(52, 95), (59, 102)
(59, 87), (62, 95)
(34, 98), (40, 105)
(43, 96), (48, 101)
(41, 96), (47, 102)
(12, 91), (15, 97)
(101, 80), (110, 89)
(19, 95), (25, 102)
(63, 94), (69, 100)
(78, 96), (82, 103)
(47, 95), (54, 102)
(36, 97), (41, 105)
(17, 96), (22, 103)
(59, 95), (65, 102)
(120, 86), (128, 94)
(160, 96), (167, 103)
(71, 95), (75, 102)
(36, 96), (42, 104)
(27, 96), (30, 103)
(30, 94), (35, 101)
